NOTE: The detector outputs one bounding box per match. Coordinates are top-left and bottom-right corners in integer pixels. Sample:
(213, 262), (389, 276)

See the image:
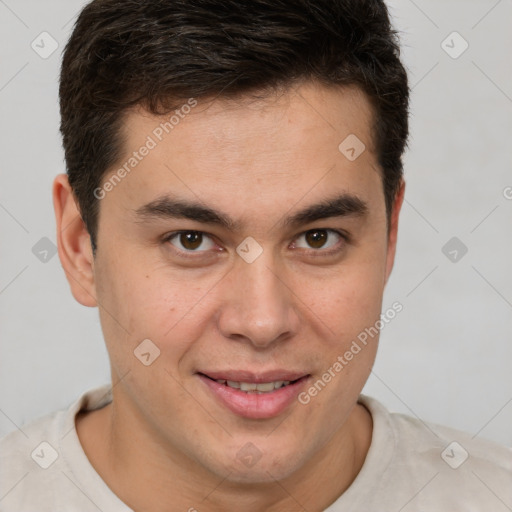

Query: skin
(53, 80), (405, 511)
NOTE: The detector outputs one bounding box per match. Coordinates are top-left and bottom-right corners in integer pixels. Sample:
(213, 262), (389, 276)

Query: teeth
(251, 382), (275, 392)
(216, 379), (292, 393)
(240, 382), (258, 391)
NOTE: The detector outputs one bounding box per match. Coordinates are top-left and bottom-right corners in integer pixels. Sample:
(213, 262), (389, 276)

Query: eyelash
(161, 229), (349, 260)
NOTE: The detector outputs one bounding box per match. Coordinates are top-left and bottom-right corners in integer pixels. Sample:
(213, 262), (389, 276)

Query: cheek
(314, 256), (387, 338)
(94, 252), (217, 361)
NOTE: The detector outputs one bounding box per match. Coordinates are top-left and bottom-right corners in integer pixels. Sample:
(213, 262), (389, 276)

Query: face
(62, 82), (402, 483)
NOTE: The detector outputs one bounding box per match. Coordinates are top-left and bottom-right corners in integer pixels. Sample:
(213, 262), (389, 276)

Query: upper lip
(198, 370), (310, 383)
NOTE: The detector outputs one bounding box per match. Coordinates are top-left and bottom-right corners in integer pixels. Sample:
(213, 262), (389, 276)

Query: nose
(216, 250), (300, 349)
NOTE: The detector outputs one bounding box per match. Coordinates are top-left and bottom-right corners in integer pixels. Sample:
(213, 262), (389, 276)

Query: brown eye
(293, 229), (345, 253)
(180, 231), (202, 250)
(166, 231), (216, 253)
(305, 230), (328, 249)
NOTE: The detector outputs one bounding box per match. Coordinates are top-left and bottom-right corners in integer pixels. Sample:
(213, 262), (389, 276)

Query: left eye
(166, 231), (216, 252)
(293, 229), (344, 251)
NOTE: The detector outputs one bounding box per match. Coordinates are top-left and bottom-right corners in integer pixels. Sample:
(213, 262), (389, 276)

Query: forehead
(122, 81), (376, 154)
(103, 82), (383, 228)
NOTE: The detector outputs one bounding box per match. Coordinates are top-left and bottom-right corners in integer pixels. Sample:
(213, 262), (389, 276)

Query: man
(1, 0), (510, 510)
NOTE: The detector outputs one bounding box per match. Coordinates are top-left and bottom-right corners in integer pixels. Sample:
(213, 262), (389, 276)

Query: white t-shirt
(1, 384), (511, 511)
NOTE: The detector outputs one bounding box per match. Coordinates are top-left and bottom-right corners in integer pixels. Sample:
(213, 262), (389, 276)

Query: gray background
(1, 0), (511, 445)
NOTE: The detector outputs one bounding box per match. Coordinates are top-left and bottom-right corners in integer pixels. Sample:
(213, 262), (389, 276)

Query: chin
(223, 463), (299, 485)
(203, 442), (308, 485)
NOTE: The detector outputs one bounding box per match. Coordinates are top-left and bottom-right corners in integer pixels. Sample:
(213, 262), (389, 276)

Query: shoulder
(0, 405), (70, 510)
(0, 385), (115, 511)
(379, 397), (512, 474)
(343, 395), (512, 511)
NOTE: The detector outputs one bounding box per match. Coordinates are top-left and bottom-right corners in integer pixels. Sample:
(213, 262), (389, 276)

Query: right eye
(162, 230), (219, 257)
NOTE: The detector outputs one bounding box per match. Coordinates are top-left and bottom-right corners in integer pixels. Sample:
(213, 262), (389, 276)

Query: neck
(76, 393), (372, 512)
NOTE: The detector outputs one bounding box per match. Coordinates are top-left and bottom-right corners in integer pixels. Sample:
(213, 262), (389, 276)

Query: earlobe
(52, 173), (98, 307)
(384, 179), (405, 284)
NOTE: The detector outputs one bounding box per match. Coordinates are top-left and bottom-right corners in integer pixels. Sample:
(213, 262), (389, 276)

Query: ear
(384, 179), (405, 284)
(52, 173), (97, 307)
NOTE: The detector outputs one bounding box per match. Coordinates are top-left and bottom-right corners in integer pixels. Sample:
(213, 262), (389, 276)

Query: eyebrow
(133, 193), (368, 231)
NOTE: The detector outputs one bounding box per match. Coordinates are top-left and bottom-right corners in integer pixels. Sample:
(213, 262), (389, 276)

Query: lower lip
(198, 374), (309, 419)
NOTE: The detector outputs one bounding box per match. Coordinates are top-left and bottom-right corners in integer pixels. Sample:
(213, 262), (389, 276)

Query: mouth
(197, 371), (310, 419)
(201, 374), (304, 393)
